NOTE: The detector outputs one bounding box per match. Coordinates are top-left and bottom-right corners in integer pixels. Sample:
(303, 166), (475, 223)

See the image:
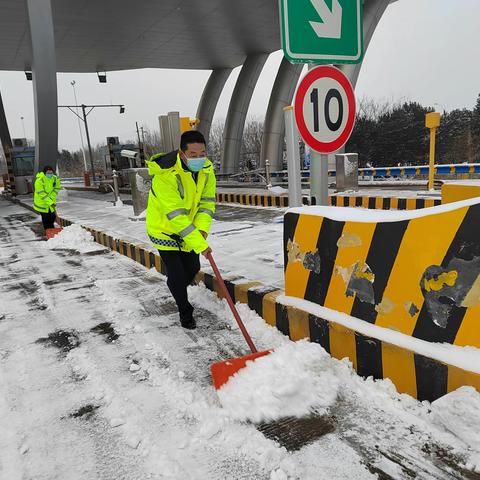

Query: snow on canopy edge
(279, 295), (480, 375)
(288, 196), (480, 223)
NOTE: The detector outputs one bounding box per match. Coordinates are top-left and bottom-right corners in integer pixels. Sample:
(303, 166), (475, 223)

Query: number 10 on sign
(294, 65), (356, 153)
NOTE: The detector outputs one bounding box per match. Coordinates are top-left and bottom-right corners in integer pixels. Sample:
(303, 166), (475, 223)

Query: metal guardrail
(266, 163), (480, 179)
(62, 162), (480, 187)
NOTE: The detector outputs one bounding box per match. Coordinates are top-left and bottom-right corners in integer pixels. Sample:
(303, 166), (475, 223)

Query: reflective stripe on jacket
(145, 151), (216, 253)
(33, 172), (61, 213)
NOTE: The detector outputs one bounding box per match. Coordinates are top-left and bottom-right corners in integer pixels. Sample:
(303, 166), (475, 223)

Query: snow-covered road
(1, 199), (479, 480)
(49, 189), (286, 288)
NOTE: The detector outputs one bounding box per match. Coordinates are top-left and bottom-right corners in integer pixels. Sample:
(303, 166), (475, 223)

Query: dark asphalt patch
(44, 274), (73, 286)
(65, 259), (82, 267)
(4, 279), (39, 295)
(70, 404), (100, 419)
(90, 322), (119, 343)
(64, 283), (94, 292)
(256, 413), (336, 452)
(36, 330), (80, 353)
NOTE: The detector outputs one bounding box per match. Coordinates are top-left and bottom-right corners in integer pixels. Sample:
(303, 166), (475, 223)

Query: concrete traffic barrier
(442, 182), (480, 204)
(284, 200), (480, 348)
(282, 199), (480, 400)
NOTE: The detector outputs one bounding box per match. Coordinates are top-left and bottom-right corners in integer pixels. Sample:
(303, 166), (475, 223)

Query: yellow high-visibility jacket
(146, 151), (216, 254)
(33, 172), (61, 213)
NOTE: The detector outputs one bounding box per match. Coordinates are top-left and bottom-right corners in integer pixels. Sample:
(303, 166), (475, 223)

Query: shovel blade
(211, 350), (271, 390)
(45, 227), (63, 239)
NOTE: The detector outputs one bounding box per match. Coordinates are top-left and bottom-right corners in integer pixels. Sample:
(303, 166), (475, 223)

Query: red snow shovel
(207, 252), (271, 390)
(45, 228), (63, 239)
(45, 216), (63, 239)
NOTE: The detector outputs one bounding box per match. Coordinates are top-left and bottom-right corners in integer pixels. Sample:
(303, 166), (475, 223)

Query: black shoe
(180, 318), (196, 330)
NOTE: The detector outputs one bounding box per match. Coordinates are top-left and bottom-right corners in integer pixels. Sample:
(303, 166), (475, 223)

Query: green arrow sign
(280, 0), (363, 64)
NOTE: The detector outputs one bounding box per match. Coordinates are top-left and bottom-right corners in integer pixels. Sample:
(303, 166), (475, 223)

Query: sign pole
(284, 106), (303, 207)
(309, 151), (329, 206)
(425, 112), (441, 192)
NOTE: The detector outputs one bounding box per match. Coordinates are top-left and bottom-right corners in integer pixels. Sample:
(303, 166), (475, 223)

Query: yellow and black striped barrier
(283, 200), (480, 398)
(216, 192), (292, 208)
(33, 204), (480, 402)
(216, 192), (441, 210)
(330, 195), (441, 210)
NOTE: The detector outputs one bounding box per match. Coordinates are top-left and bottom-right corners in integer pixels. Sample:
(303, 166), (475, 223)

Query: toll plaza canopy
(0, 0), (394, 180)
(0, 0), (280, 71)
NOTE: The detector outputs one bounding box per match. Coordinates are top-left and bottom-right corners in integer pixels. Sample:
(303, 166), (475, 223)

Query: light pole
(58, 103), (125, 183)
(70, 81), (88, 171)
(20, 116), (27, 144)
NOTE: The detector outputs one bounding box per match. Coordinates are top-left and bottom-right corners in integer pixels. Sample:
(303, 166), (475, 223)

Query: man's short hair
(42, 165), (54, 173)
(180, 130), (206, 151)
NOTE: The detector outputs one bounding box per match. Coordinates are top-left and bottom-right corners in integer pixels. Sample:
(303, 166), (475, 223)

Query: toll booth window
(12, 157), (34, 176)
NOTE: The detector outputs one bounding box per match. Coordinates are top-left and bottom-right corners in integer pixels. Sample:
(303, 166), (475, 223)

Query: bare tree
(240, 117), (264, 171)
(208, 119), (225, 170)
(356, 96), (403, 122)
(141, 126), (163, 158)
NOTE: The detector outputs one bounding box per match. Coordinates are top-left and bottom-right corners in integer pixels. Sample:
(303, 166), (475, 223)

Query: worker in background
(146, 131), (216, 330)
(33, 165), (61, 234)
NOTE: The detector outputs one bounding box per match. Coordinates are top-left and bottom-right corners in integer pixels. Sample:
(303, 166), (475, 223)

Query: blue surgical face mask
(46, 172), (54, 178)
(186, 157), (206, 172)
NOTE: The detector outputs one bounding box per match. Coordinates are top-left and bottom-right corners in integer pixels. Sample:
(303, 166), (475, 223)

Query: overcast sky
(1, 0), (479, 151)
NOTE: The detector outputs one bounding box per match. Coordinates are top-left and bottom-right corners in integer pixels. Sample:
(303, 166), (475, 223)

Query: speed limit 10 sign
(294, 65), (356, 153)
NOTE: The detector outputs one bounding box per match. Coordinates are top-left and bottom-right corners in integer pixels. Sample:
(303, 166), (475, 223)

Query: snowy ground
(1, 199), (479, 480)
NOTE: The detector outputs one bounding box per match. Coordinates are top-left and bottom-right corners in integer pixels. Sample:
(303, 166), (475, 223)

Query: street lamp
(70, 80), (88, 171)
(58, 103), (126, 183)
(20, 116), (27, 143)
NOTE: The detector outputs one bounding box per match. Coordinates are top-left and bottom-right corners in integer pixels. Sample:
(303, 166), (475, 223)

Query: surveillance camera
(120, 149), (140, 159)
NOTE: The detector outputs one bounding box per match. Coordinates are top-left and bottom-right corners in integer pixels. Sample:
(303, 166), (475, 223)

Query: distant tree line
(346, 95), (480, 168)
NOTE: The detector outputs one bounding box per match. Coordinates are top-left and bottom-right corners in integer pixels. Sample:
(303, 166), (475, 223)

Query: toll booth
(11, 139), (35, 195)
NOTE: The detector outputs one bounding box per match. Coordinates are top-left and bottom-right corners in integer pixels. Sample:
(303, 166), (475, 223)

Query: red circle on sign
(294, 66), (356, 153)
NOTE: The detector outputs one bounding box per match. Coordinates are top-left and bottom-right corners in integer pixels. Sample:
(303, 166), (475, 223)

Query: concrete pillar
(221, 53), (268, 174)
(196, 68), (232, 145)
(260, 58), (304, 172)
(0, 90), (14, 195)
(26, 0), (58, 173)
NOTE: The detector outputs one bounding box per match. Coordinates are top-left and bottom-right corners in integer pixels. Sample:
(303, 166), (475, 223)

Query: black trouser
(159, 250), (200, 321)
(40, 211), (56, 230)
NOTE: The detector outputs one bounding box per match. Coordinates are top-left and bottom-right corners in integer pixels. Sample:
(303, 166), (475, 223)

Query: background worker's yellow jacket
(33, 172), (61, 213)
(146, 151), (216, 254)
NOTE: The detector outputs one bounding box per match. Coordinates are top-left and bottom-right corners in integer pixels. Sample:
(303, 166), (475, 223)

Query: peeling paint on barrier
(346, 262), (375, 304)
(375, 297), (396, 315)
(404, 301), (420, 318)
(303, 251), (321, 274)
(337, 232), (362, 248)
(287, 239), (305, 264)
(421, 255), (480, 328)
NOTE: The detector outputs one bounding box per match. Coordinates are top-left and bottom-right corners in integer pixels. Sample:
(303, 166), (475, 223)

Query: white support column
(221, 53), (268, 174)
(196, 68), (232, 145)
(260, 58), (304, 172)
(26, 0), (58, 173)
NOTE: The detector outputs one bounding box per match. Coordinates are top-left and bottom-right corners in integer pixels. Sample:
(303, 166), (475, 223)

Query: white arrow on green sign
(280, 0), (363, 64)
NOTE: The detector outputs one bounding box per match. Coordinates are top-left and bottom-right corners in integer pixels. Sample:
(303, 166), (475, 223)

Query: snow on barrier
(283, 198), (480, 401)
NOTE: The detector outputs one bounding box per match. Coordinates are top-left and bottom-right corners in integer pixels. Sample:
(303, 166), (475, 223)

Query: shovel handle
(207, 252), (257, 354)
